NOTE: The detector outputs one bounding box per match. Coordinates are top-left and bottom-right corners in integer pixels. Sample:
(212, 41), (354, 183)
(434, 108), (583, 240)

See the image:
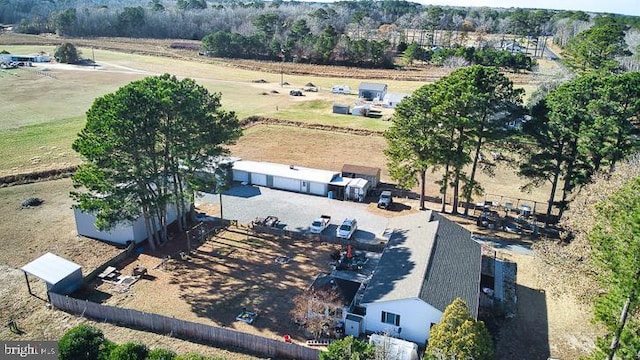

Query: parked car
(310, 215), (331, 234)
(377, 191), (393, 209)
(336, 218), (357, 239)
(289, 90), (303, 96)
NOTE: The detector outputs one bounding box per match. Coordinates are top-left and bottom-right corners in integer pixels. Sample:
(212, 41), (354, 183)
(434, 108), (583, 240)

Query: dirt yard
(87, 227), (341, 343)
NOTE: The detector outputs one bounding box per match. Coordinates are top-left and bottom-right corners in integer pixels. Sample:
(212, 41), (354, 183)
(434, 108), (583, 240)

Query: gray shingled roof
(420, 212), (481, 318)
(360, 212), (437, 304)
(359, 82), (387, 92)
(359, 211), (481, 318)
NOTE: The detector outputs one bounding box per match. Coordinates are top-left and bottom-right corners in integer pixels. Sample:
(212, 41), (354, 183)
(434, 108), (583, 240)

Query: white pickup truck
(310, 215), (331, 234)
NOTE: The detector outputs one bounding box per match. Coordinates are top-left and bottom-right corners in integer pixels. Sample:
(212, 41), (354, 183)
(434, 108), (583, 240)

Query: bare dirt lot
(89, 228), (341, 343)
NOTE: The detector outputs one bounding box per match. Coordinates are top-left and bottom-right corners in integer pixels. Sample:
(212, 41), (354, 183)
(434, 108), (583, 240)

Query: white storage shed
(345, 178), (370, 202)
(21, 253), (83, 295)
(232, 160), (340, 197)
(358, 82), (388, 101)
(74, 203), (180, 245)
(382, 93), (409, 108)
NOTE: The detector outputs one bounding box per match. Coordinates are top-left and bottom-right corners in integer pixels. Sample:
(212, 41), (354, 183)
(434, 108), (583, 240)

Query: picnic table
(97, 266), (118, 280)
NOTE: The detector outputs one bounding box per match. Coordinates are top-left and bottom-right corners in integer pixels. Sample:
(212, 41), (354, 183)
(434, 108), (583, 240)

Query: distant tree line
(201, 26), (394, 67)
(3, 0), (639, 69)
(418, 46), (534, 71)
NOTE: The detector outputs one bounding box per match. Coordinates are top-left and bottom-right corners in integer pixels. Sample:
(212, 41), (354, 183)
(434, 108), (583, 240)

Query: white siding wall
(273, 177), (300, 192)
(74, 208), (136, 245)
(363, 298), (442, 346)
(233, 170), (249, 182)
(309, 182), (327, 196)
(251, 173), (267, 186)
(74, 203), (182, 245)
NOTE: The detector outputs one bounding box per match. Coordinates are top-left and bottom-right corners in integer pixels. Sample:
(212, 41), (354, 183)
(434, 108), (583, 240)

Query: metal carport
(21, 253), (83, 298)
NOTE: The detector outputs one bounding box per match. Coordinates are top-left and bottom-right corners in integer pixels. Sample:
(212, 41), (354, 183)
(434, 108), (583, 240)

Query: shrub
(147, 348), (177, 360)
(108, 342), (148, 360)
(58, 324), (111, 360)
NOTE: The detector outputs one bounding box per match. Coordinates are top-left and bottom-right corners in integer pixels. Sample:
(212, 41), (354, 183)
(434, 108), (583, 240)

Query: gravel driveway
(196, 185), (392, 242)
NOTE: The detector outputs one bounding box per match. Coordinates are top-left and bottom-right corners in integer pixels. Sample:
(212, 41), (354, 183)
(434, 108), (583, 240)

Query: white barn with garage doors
(232, 160), (340, 196)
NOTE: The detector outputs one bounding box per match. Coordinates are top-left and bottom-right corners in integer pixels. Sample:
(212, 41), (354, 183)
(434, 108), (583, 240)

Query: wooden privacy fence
(49, 293), (320, 360)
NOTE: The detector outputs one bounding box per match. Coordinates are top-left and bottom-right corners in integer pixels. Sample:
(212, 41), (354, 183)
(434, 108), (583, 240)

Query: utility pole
(280, 48), (285, 87)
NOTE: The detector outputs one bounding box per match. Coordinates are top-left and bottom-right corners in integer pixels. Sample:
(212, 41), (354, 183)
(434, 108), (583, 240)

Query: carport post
(219, 193), (224, 220)
(23, 271), (33, 296)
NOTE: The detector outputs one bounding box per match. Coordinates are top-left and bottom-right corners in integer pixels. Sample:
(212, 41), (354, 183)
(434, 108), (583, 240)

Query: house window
(381, 311), (400, 326)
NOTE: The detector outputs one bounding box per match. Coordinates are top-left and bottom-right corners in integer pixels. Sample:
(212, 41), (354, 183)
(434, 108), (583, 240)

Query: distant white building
(1, 54), (51, 63)
(358, 82), (388, 101)
(382, 93), (409, 108)
(74, 203), (181, 245)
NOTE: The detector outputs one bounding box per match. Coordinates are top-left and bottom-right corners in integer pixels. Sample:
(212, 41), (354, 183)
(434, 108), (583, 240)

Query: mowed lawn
(0, 45), (402, 176)
(0, 45), (542, 178)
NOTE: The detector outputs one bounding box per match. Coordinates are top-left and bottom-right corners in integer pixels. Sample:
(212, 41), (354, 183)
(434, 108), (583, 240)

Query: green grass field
(0, 44), (544, 176)
(0, 116), (85, 176)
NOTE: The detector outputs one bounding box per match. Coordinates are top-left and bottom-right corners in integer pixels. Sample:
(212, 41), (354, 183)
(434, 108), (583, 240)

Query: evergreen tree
(426, 298), (494, 360)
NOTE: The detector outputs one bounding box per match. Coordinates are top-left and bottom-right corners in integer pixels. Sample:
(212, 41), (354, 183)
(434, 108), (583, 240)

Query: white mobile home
(232, 160), (340, 197)
(382, 93), (409, 108)
(74, 203), (181, 245)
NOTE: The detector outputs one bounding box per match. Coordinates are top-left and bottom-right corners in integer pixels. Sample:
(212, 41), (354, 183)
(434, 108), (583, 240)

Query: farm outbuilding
(74, 203), (181, 245)
(1, 54), (51, 63)
(328, 177), (370, 202)
(341, 164), (381, 188)
(21, 253), (82, 296)
(358, 82), (388, 101)
(232, 160), (340, 197)
(382, 93), (409, 108)
(333, 104), (350, 115)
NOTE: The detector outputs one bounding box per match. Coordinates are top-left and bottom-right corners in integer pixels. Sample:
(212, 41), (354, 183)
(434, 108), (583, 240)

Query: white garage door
(273, 177), (300, 192)
(233, 170), (249, 183)
(309, 182), (326, 196)
(251, 173), (267, 186)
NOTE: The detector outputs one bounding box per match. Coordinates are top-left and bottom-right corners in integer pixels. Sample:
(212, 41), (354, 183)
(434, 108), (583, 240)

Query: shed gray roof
(359, 82), (387, 92)
(232, 160), (339, 184)
(360, 211), (481, 318)
(21, 253), (81, 285)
